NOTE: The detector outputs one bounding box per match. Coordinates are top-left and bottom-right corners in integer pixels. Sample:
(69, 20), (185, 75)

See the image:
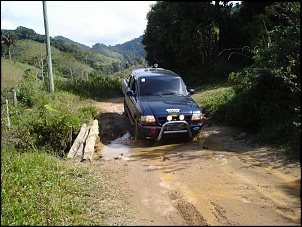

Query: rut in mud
(91, 97), (301, 226)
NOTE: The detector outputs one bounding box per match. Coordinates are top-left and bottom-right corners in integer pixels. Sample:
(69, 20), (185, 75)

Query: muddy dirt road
(92, 97), (300, 226)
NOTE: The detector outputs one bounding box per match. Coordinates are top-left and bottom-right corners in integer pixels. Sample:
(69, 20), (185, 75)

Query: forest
(142, 1), (300, 154)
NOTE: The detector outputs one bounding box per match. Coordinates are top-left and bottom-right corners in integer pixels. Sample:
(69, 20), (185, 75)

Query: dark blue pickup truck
(122, 65), (204, 141)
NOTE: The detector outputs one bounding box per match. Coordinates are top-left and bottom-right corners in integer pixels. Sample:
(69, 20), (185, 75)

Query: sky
(1, 1), (156, 47)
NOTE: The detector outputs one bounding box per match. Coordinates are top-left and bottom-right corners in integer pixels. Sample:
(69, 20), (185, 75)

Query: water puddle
(101, 132), (185, 161)
(100, 130), (237, 161)
(101, 132), (132, 160)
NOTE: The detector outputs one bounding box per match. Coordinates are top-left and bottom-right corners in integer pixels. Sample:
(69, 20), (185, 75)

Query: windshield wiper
(141, 92), (162, 96)
(162, 92), (177, 95)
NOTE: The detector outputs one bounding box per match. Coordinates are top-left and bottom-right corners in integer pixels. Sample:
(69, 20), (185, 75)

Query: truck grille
(157, 115), (191, 125)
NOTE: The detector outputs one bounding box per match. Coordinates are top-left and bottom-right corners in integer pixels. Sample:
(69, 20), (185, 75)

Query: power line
(1, 1), (13, 21)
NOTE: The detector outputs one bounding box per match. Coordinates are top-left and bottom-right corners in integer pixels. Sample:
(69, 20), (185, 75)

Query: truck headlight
(191, 112), (203, 123)
(140, 115), (156, 125)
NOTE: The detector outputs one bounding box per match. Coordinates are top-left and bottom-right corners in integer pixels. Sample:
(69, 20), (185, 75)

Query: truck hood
(139, 96), (201, 115)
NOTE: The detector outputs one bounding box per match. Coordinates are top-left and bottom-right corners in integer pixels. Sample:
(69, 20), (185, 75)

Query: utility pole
(42, 1), (54, 92)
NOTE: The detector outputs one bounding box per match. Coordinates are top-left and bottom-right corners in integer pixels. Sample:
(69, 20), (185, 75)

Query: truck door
(127, 75), (137, 122)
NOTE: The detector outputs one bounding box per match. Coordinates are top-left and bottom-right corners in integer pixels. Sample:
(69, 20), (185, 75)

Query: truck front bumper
(138, 121), (203, 141)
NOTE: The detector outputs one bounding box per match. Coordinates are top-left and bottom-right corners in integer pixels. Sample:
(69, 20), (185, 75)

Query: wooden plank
(67, 123), (88, 159)
(74, 126), (90, 159)
(83, 119), (99, 162)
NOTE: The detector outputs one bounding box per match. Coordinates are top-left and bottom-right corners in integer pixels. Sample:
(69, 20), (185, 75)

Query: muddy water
(100, 134), (176, 161)
(96, 97), (239, 161)
(100, 129), (234, 161)
(100, 132), (132, 160)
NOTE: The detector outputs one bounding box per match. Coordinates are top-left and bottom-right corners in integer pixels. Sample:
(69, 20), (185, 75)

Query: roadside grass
(1, 147), (124, 226)
(192, 83), (300, 160)
(193, 86), (235, 113)
(1, 70), (127, 225)
(1, 53), (137, 226)
(192, 84), (236, 123)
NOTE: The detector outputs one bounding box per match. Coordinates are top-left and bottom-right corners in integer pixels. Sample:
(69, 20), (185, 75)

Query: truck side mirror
(126, 90), (134, 96)
(188, 89), (195, 95)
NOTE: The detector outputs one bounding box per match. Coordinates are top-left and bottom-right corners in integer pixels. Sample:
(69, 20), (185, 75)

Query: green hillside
(1, 58), (33, 88)
(6, 39), (98, 81)
(2, 26), (147, 77)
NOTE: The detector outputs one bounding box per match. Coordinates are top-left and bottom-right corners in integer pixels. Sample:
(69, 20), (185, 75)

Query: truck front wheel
(134, 119), (142, 140)
(123, 99), (128, 117)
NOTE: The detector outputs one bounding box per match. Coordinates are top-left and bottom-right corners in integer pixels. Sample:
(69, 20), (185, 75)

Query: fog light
(179, 114), (185, 120)
(167, 115), (172, 121)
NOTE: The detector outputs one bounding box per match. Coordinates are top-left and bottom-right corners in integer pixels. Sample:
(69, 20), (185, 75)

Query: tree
(227, 2), (300, 150)
(142, 2), (221, 77)
(1, 31), (18, 62)
(61, 52), (75, 81)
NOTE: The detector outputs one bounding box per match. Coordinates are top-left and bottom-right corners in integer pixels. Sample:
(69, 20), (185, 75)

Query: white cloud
(1, 1), (156, 47)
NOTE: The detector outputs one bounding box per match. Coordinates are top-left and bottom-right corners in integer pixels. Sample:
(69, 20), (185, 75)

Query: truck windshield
(139, 76), (188, 96)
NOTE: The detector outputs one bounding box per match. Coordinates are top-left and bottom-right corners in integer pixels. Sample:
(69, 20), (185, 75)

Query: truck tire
(123, 99), (128, 117)
(134, 119), (142, 140)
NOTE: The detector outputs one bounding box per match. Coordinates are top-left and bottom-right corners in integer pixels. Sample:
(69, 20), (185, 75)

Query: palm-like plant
(1, 31), (18, 62)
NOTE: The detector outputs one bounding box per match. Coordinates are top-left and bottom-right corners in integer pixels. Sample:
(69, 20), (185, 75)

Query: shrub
(1, 76), (98, 156)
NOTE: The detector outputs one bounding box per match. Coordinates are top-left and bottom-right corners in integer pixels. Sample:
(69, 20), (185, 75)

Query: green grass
(1, 59), (34, 88)
(1, 58), (126, 225)
(192, 85), (235, 114)
(1, 147), (122, 225)
(1, 148), (83, 225)
(192, 84), (300, 160)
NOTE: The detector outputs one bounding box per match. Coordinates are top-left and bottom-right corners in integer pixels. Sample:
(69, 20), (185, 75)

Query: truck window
(129, 76), (136, 93)
(140, 77), (187, 96)
(127, 75), (132, 87)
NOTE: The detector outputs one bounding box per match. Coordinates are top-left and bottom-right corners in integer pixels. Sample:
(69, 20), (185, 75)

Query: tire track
(169, 190), (209, 226)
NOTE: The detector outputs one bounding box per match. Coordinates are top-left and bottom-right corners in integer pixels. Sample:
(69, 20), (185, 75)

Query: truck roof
(131, 67), (180, 78)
